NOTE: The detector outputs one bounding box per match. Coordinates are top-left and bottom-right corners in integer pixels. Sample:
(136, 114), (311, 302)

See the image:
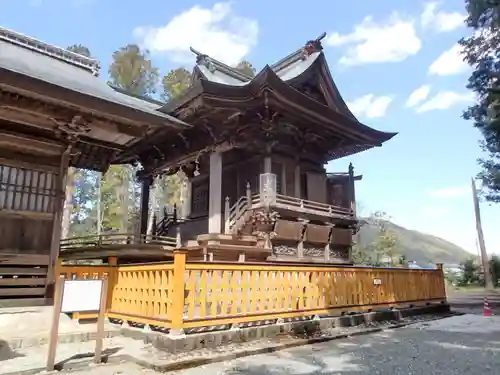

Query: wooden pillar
(139, 177), (152, 235)
(182, 179), (192, 219)
(281, 163), (287, 195)
(294, 162), (301, 198)
(264, 156), (272, 173)
(46, 145), (72, 301)
(348, 163), (356, 215)
(208, 151), (222, 234)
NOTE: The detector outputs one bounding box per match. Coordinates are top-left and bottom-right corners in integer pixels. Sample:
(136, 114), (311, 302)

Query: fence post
(106, 257), (118, 311)
(169, 250), (187, 336)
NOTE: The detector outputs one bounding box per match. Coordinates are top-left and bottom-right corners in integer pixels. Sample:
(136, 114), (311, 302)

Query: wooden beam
(0, 278), (47, 286)
(0, 253), (50, 265)
(0, 287), (46, 297)
(0, 297), (48, 308)
(0, 131), (65, 156)
(46, 145), (72, 299)
(0, 267), (47, 275)
(0, 209), (53, 220)
(0, 149), (61, 169)
(142, 141), (238, 177)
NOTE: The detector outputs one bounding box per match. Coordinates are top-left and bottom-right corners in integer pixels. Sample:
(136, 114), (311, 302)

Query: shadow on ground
(0, 340), (24, 361)
(188, 325), (500, 375)
(54, 346), (123, 371)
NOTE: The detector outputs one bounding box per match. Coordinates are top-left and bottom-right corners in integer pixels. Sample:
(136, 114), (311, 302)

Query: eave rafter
(0, 89), (130, 172)
(0, 86), (149, 138)
(193, 67), (395, 145)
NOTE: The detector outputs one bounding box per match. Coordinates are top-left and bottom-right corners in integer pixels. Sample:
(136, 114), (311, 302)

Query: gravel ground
(51, 314), (500, 375)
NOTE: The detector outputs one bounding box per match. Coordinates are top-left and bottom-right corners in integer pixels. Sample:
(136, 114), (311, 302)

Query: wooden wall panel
(0, 157), (57, 307)
(327, 178), (349, 208)
(306, 172), (327, 203)
(0, 215), (53, 255)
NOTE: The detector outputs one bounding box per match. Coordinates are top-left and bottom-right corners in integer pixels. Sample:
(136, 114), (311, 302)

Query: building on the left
(0, 27), (191, 307)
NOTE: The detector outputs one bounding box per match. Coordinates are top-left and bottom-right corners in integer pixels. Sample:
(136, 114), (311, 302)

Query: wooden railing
(224, 191), (355, 234)
(59, 252), (446, 330)
(60, 232), (178, 251)
(273, 194), (353, 217)
(224, 195), (250, 233)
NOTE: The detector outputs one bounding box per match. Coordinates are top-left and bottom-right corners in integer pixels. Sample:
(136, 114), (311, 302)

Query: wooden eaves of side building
(0, 26), (191, 307)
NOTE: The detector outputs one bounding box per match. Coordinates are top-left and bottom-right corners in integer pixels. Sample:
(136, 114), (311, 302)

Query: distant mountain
(356, 220), (473, 265)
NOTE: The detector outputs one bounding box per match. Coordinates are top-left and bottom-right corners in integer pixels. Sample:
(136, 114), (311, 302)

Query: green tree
(100, 165), (129, 232)
(108, 44), (159, 97)
(68, 170), (99, 237)
(62, 44), (93, 238)
(162, 67), (191, 101)
(235, 60), (256, 78)
(489, 254), (500, 287)
(368, 211), (399, 266)
(67, 44), (92, 58)
(104, 46), (162, 233)
(351, 241), (373, 265)
(460, 0), (500, 202)
(459, 258), (479, 286)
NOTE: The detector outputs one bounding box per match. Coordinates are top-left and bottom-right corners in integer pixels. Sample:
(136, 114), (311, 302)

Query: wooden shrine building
(0, 27), (190, 307)
(116, 33), (397, 265)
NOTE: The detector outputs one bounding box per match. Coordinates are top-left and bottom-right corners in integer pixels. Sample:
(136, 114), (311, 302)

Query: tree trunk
(147, 179), (157, 235)
(61, 167), (75, 239)
(117, 166), (130, 233)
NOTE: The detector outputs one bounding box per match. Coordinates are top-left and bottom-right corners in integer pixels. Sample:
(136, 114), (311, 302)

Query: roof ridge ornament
(190, 47), (216, 73)
(303, 32), (327, 58)
(0, 26), (101, 76)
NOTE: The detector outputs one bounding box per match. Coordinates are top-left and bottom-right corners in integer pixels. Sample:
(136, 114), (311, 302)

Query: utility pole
(471, 177), (493, 289)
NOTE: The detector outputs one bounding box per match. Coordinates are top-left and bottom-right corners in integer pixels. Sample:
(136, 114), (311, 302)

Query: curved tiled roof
(0, 26), (190, 129)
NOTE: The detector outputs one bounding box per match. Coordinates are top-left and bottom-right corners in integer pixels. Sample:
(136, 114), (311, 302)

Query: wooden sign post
(46, 277), (108, 371)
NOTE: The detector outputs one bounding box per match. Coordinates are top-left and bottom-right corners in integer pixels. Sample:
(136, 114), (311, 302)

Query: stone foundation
(120, 303), (450, 353)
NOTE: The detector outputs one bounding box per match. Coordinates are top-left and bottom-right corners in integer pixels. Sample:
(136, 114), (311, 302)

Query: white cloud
(416, 91), (473, 113)
(406, 84), (431, 108)
(326, 13), (421, 66)
(133, 3), (258, 66)
(347, 94), (393, 118)
(429, 186), (469, 198)
(421, 2), (465, 32)
(428, 44), (468, 76)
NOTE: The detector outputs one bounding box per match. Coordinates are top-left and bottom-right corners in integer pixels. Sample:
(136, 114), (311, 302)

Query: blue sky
(2, 0), (498, 257)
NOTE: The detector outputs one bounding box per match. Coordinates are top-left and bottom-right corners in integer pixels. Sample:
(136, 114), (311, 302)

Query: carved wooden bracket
(51, 115), (91, 143)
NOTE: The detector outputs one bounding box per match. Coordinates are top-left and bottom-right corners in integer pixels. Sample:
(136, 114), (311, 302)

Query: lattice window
(0, 164), (57, 213)
(191, 179), (209, 217)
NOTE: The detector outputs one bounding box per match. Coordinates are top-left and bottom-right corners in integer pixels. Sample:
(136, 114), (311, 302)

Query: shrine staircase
(224, 194), (257, 236)
(153, 204), (179, 237)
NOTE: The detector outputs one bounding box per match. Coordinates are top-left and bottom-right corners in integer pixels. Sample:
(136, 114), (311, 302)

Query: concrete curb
(5, 313), (454, 375)
(124, 313), (456, 373)
(5, 329), (121, 351)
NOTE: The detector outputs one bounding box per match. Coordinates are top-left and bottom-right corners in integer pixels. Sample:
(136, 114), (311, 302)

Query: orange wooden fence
(59, 250), (446, 330)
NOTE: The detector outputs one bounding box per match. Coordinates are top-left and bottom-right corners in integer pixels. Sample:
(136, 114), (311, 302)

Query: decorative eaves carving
(51, 115), (91, 143)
